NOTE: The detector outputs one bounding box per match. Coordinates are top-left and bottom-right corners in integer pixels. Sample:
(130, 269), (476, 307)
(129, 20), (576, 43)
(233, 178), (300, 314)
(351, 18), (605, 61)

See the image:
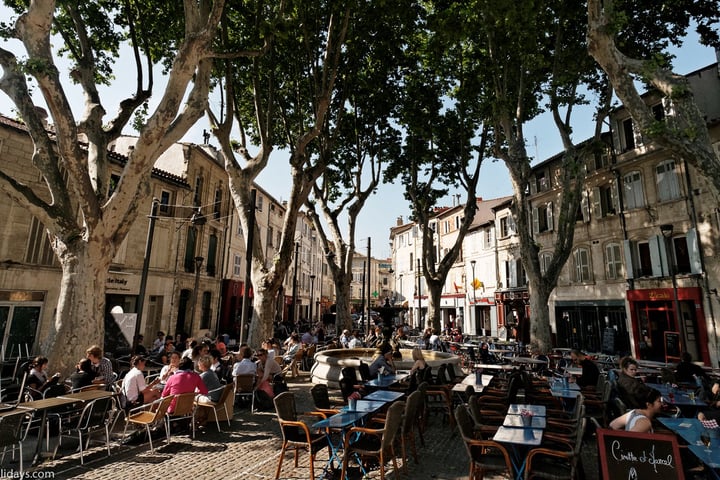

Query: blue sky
(0, 14), (717, 258)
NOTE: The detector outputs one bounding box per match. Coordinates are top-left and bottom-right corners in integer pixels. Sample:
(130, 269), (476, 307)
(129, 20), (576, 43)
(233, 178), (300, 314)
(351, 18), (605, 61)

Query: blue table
(342, 399), (387, 414)
(364, 373), (409, 389)
(313, 411), (369, 474)
(364, 390), (404, 402)
(659, 417), (720, 479)
(507, 404), (546, 417)
(493, 425), (544, 480)
(646, 382), (703, 408)
(503, 414), (547, 429)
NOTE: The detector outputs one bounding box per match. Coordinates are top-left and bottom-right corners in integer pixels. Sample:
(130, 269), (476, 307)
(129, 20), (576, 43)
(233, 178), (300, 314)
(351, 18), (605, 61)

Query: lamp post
(661, 224), (684, 347)
(292, 241), (300, 326)
(189, 208), (206, 334)
(309, 274), (316, 328)
(134, 198), (159, 352)
(417, 258), (422, 328)
(470, 260), (477, 334)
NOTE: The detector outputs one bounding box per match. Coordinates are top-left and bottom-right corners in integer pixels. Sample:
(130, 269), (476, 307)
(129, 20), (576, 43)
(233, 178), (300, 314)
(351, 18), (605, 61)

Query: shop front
(494, 289), (529, 343)
(554, 300), (629, 354)
(626, 287), (709, 365)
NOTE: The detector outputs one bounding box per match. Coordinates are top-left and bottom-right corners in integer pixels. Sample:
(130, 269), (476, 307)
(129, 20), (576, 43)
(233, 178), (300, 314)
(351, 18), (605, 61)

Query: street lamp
(309, 274), (316, 328)
(417, 258), (422, 328)
(470, 260), (477, 334)
(188, 208), (206, 334)
(134, 198), (159, 353)
(661, 224), (684, 348)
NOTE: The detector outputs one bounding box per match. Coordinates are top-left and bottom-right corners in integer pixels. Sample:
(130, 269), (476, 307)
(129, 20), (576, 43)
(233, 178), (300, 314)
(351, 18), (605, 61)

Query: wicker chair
(234, 374), (256, 412)
(455, 403), (513, 479)
(524, 410), (586, 480)
(195, 383), (235, 431)
(309, 383), (341, 417)
(340, 400), (405, 480)
(273, 392), (328, 480)
(399, 390), (422, 473)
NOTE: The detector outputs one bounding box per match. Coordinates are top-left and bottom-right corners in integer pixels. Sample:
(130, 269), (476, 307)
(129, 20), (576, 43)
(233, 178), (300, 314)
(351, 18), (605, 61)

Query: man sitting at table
(123, 355), (161, 409)
(569, 349), (600, 388)
(368, 343), (395, 378)
(70, 358), (96, 391)
(86, 345), (115, 387)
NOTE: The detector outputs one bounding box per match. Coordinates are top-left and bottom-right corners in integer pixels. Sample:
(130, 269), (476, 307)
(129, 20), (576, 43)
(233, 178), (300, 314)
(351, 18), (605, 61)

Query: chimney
(396, 216), (403, 226)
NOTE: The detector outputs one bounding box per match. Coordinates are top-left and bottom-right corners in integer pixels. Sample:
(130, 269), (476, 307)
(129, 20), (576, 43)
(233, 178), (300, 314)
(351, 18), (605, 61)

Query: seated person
(255, 348), (282, 399)
(152, 331), (166, 353)
(675, 352), (707, 384)
(159, 351), (181, 387)
(368, 343), (396, 378)
(196, 355), (222, 403)
(122, 355), (161, 409)
(609, 388), (663, 433)
(697, 381), (720, 421)
(27, 356), (62, 398)
(86, 345), (114, 386)
(282, 334), (302, 364)
(348, 330), (363, 349)
(162, 357), (208, 414)
(339, 330), (351, 348)
(232, 346), (258, 377)
(570, 349), (600, 388)
(70, 358), (96, 391)
(209, 349), (230, 383)
(409, 348), (427, 374)
(616, 356), (651, 409)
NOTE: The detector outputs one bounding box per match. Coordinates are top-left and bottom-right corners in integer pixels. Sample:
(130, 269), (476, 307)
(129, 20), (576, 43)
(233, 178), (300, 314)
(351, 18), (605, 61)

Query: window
(655, 160), (681, 202)
(267, 227), (274, 247)
(592, 183), (618, 218)
(620, 117), (635, 151)
(236, 220), (243, 237)
(184, 227), (197, 273)
(504, 259), (525, 288)
(605, 243), (623, 280)
(206, 234), (217, 277)
(455, 216), (461, 230)
(193, 176), (204, 207)
(213, 187), (222, 219)
(485, 228), (493, 249)
(444, 220), (450, 234)
(499, 215), (515, 238)
(159, 190), (172, 215)
(410, 253), (413, 270)
(572, 247), (591, 283)
(257, 195), (264, 212)
(623, 171), (645, 209)
(25, 217), (56, 266)
(539, 252), (552, 276)
(536, 170), (549, 192)
(532, 202), (554, 233)
(233, 254), (241, 276)
(652, 102), (665, 121)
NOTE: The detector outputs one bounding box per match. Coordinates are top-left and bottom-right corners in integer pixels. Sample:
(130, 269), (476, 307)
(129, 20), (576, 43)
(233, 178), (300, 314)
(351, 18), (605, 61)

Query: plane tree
(587, 0), (720, 195)
(0, 0), (226, 373)
(209, 1), (418, 345)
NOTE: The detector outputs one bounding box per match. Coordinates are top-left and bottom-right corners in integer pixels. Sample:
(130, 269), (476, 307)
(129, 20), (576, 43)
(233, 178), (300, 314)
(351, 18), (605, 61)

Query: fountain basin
(310, 347), (460, 388)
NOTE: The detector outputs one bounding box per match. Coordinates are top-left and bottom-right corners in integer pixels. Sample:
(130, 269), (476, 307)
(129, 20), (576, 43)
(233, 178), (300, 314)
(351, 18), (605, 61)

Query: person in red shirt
(161, 357), (208, 413)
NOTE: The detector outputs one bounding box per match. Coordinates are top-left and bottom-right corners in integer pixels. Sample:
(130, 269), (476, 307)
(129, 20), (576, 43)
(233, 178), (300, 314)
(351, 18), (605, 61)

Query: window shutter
(546, 202), (554, 231)
(686, 228), (702, 274)
(612, 120), (622, 152)
(623, 240), (635, 279)
(532, 207), (539, 234)
(529, 178), (537, 195)
(649, 235), (667, 277)
(581, 191), (590, 223)
(632, 120), (644, 148)
(592, 187), (601, 218)
(509, 259), (518, 287)
(610, 181), (619, 213)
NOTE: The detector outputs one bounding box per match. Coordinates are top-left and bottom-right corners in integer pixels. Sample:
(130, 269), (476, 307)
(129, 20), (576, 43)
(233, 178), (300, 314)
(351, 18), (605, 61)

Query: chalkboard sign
(664, 331), (681, 363)
(597, 428), (684, 480)
(601, 328), (616, 354)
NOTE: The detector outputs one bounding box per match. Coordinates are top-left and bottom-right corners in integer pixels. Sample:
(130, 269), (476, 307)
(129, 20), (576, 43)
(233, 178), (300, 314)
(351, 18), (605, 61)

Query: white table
(452, 373), (493, 393)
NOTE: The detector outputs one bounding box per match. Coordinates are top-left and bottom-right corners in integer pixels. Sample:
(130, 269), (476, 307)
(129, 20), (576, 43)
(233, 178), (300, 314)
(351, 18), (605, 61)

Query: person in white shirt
(232, 346), (258, 377)
(339, 330), (350, 348)
(122, 356), (160, 408)
(347, 330), (362, 349)
(152, 331), (165, 353)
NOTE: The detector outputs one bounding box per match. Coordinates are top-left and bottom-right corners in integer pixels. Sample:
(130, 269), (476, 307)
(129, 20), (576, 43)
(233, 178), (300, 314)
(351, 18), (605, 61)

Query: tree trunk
(45, 242), (111, 377)
(426, 280), (443, 333)
(528, 279), (553, 353)
(334, 272), (353, 333)
(247, 282), (276, 347)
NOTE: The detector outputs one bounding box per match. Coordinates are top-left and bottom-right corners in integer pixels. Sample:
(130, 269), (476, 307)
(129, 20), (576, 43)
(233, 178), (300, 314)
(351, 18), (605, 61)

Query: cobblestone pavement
(18, 373), (600, 480)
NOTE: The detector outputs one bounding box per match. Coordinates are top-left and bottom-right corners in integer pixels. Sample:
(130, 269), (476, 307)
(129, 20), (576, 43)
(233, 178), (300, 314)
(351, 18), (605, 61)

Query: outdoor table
(507, 404), (546, 417)
(341, 399), (387, 414)
(451, 373), (493, 393)
(58, 390), (114, 403)
(18, 396), (84, 465)
(659, 417), (720, 478)
(364, 372), (409, 389)
(363, 390), (404, 403)
(549, 379), (582, 399)
(503, 414), (547, 429)
(313, 410), (369, 472)
(565, 367), (582, 376)
(472, 363), (515, 372)
(645, 382), (703, 407)
(493, 424), (544, 479)
(511, 357), (548, 365)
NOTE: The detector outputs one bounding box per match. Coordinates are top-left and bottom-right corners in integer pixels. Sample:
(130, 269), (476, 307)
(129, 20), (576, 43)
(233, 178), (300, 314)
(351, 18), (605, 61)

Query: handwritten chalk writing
(611, 441), (675, 474)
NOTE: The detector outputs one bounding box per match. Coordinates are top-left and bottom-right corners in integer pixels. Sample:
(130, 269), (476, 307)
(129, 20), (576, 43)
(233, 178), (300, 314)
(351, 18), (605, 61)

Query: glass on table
(700, 430), (712, 452)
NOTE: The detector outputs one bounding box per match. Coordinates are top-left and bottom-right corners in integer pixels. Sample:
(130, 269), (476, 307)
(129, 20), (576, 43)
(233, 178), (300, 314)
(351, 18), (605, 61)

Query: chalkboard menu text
(597, 428), (684, 480)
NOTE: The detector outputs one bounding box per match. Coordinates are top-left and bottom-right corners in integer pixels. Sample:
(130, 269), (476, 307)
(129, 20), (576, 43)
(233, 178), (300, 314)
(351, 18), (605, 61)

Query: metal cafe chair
(195, 383), (235, 431)
(53, 395), (115, 464)
(0, 409), (33, 476)
(123, 395), (174, 453)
